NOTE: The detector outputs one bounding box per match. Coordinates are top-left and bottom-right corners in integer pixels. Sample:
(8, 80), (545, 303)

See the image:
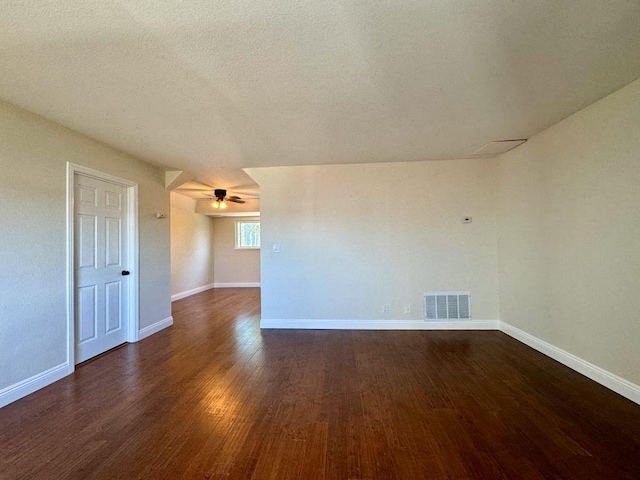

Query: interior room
(1, 1), (639, 478)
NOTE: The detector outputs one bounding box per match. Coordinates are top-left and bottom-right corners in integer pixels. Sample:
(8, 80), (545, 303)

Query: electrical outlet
(404, 304), (411, 314)
(272, 244), (281, 253)
(382, 304), (390, 314)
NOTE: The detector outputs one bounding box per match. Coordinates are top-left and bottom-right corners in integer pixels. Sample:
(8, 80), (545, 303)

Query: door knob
(121, 270), (130, 276)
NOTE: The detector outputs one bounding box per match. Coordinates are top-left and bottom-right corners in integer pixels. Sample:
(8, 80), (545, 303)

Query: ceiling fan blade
(228, 195), (260, 200)
(225, 197), (246, 204)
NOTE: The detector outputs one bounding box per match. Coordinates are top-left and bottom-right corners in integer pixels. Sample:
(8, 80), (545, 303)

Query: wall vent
(424, 292), (471, 320)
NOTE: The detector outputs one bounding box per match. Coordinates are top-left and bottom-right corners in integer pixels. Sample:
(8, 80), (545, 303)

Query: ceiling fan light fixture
(210, 188), (245, 208)
(212, 188), (228, 209)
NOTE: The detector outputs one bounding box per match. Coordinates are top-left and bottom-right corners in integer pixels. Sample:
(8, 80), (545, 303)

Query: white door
(74, 173), (129, 363)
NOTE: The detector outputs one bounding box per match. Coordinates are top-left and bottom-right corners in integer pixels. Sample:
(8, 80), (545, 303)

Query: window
(236, 220), (260, 249)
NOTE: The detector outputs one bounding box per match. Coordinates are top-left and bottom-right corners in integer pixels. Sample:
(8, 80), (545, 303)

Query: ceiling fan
(210, 189), (246, 209)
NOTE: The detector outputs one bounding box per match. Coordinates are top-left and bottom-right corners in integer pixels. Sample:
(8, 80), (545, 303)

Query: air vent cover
(424, 292), (471, 320)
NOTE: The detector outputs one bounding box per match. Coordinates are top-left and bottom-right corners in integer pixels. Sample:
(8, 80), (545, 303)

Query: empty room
(1, 1), (639, 479)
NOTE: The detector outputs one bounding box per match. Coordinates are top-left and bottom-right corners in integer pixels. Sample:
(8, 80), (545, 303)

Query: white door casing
(67, 163), (139, 368)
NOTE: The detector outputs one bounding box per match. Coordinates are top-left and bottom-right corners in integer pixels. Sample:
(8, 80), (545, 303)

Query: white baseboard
(0, 362), (70, 408)
(260, 319), (499, 330)
(261, 318), (640, 404)
(171, 283), (215, 302)
(138, 316), (174, 341)
(500, 322), (640, 405)
(1, 315), (174, 409)
(171, 283), (260, 301)
(3, 319), (635, 410)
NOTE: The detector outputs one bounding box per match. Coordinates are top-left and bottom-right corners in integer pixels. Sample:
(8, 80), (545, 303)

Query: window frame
(235, 220), (261, 250)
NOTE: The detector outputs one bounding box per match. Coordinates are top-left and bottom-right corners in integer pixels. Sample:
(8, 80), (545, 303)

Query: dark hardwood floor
(1, 288), (640, 479)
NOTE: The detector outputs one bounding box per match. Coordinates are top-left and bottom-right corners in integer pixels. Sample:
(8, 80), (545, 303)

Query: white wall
(212, 217), (260, 285)
(0, 100), (171, 392)
(247, 159), (499, 323)
(497, 78), (640, 386)
(170, 192), (215, 296)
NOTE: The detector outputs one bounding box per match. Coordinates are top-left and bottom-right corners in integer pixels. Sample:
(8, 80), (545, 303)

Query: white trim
(500, 322), (640, 405)
(66, 162), (140, 368)
(205, 212), (260, 218)
(138, 316), (174, 341)
(171, 282), (261, 301)
(127, 185), (140, 343)
(0, 363), (70, 408)
(260, 317), (640, 404)
(3, 316), (636, 408)
(260, 319), (499, 330)
(171, 283), (216, 301)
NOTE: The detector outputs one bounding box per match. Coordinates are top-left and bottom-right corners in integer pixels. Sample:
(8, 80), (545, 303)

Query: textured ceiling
(2, 1), (640, 195)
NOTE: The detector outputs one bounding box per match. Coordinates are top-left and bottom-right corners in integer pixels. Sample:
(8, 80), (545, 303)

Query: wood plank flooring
(1, 288), (640, 479)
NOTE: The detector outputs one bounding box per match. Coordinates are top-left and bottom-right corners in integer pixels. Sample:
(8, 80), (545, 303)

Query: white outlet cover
(272, 244), (281, 253)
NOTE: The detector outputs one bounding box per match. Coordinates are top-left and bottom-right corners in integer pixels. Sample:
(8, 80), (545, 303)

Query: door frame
(66, 162), (140, 370)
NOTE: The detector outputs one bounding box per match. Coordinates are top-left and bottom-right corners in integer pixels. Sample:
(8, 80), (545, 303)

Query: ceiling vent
(473, 139), (527, 156)
(424, 292), (471, 320)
